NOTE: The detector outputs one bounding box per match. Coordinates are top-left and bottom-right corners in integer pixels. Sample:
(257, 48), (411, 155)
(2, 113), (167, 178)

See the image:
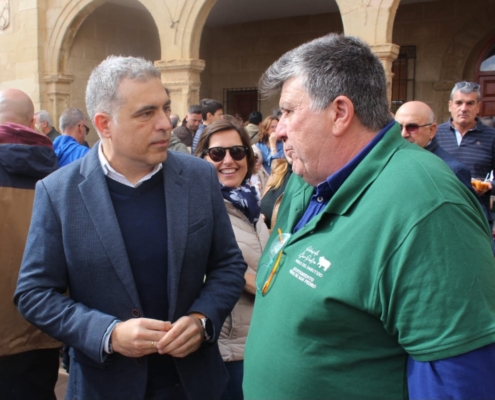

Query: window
(480, 44), (495, 71)
(223, 88), (260, 123)
(391, 46), (416, 113)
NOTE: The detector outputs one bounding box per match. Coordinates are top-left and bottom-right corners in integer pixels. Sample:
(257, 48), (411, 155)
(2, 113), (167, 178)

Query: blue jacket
(53, 135), (90, 167)
(15, 146), (247, 400)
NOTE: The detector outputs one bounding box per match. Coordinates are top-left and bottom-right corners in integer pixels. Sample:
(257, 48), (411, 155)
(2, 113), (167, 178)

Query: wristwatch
(108, 335), (114, 354)
(199, 317), (214, 342)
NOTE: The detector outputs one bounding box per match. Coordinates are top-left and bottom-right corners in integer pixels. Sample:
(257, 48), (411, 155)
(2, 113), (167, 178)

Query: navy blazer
(15, 145), (247, 400)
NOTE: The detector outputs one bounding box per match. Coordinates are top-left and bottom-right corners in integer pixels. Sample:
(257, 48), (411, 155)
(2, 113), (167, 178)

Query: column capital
(154, 58), (205, 73)
(43, 73), (75, 84)
(369, 43), (400, 62)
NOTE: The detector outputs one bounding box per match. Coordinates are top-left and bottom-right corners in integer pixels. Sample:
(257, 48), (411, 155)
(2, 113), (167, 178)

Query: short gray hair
(85, 56), (161, 123)
(35, 110), (53, 127)
(450, 82), (481, 101)
(259, 33), (391, 131)
(59, 108), (86, 132)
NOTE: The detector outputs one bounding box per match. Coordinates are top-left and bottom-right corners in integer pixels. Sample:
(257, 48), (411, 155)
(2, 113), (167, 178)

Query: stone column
(155, 59), (206, 119)
(336, 0), (400, 104)
(434, 80), (456, 122)
(43, 73), (74, 129)
(370, 43), (400, 103)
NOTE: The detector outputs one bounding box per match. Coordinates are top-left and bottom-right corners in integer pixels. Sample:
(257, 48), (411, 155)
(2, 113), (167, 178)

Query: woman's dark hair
(258, 116), (279, 143)
(195, 119), (255, 181)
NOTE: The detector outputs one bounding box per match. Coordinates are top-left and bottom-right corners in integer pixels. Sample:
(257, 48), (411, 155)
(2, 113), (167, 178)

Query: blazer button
(131, 309), (140, 318)
(135, 357), (143, 365)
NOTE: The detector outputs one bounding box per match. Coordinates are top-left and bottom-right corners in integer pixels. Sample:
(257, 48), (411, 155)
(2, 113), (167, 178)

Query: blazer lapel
(163, 153), (188, 320)
(78, 145), (142, 309)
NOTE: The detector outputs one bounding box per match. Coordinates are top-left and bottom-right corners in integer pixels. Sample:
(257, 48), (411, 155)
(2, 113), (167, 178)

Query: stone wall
(200, 12), (344, 119)
(67, 2), (160, 146)
(0, 0), (42, 107)
(393, 0), (495, 122)
(200, 0), (495, 122)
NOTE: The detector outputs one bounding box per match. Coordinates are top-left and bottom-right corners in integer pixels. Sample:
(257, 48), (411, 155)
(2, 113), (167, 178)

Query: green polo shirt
(244, 125), (495, 400)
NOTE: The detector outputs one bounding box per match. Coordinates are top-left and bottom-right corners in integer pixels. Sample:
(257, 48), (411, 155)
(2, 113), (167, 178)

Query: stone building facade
(0, 0), (494, 146)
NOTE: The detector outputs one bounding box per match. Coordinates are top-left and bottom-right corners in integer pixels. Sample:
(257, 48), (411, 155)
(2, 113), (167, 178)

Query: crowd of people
(1, 32), (495, 400)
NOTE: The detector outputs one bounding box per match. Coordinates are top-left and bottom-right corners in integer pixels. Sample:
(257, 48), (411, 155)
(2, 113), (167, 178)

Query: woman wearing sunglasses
(195, 120), (269, 400)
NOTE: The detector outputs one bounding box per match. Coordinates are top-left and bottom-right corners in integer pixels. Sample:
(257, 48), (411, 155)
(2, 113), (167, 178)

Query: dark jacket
(47, 126), (60, 142)
(15, 146), (247, 400)
(172, 125), (194, 147)
(426, 137), (473, 190)
(0, 122), (59, 357)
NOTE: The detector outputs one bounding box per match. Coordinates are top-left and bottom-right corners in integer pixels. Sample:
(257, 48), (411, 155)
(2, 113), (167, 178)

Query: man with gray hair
(15, 56), (246, 399)
(53, 107), (90, 167)
(34, 110), (60, 141)
(436, 81), (495, 231)
(244, 34), (495, 399)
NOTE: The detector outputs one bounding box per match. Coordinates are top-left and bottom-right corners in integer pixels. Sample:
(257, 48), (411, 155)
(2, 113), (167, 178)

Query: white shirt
(98, 142), (162, 187)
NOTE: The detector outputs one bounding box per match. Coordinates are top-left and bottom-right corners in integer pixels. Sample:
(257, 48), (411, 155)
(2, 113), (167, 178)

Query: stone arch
(334, 0), (400, 44)
(334, 0), (401, 102)
(44, 0), (217, 125)
(46, 0), (178, 75)
(435, 7), (495, 121)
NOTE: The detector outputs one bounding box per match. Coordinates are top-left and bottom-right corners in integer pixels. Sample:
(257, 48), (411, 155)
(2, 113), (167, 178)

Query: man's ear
(429, 123), (438, 140)
(206, 112), (213, 122)
(331, 96), (354, 137)
(28, 117), (35, 130)
(94, 112), (112, 139)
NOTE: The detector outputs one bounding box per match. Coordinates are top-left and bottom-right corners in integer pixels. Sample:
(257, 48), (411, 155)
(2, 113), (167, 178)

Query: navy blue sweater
(107, 172), (180, 388)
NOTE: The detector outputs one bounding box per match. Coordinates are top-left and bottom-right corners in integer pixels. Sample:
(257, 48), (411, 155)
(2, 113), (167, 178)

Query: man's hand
(111, 318), (172, 358)
(156, 315), (203, 358)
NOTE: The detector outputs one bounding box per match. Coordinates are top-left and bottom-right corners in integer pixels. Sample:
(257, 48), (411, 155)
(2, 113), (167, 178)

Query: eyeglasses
(455, 81), (480, 91)
(256, 230), (291, 295)
(398, 123), (433, 135)
(79, 124), (90, 135)
(203, 146), (248, 162)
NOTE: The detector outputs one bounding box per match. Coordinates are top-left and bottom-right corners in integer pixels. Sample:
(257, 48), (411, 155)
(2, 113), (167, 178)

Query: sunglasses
(455, 81), (480, 91)
(398, 123), (433, 135)
(203, 146), (248, 162)
(79, 124), (90, 135)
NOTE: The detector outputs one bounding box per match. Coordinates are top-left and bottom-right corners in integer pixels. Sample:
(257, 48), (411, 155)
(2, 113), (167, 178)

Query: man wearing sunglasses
(244, 34), (495, 400)
(53, 107), (90, 167)
(395, 101), (475, 190)
(436, 82), (495, 229)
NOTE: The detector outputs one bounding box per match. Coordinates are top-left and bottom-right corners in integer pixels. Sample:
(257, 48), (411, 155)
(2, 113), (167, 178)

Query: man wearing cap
(245, 111), (262, 144)
(436, 82), (495, 228)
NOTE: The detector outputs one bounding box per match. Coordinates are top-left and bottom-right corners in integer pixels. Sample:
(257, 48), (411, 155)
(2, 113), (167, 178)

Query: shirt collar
(98, 142), (163, 188)
(449, 117), (481, 133)
(313, 119), (395, 201)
